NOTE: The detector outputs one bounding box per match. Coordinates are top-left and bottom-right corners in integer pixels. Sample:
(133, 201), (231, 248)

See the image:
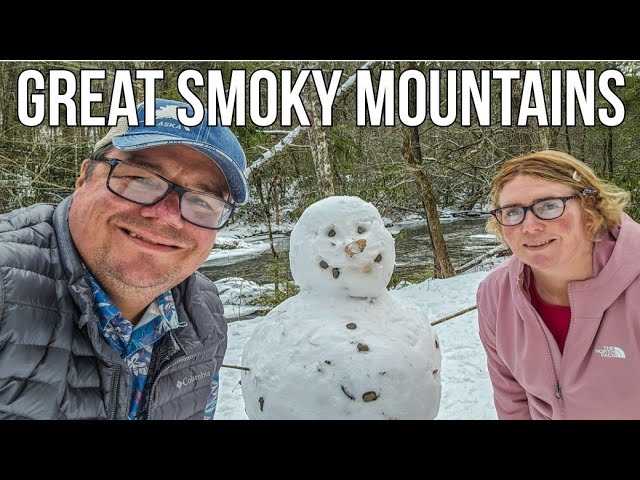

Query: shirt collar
(86, 271), (180, 348)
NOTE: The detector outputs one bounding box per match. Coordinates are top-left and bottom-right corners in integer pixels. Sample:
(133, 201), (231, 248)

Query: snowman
(241, 196), (442, 419)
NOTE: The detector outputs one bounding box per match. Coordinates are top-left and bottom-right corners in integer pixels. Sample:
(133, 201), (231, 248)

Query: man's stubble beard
(90, 212), (200, 296)
(70, 205), (210, 300)
(90, 244), (188, 298)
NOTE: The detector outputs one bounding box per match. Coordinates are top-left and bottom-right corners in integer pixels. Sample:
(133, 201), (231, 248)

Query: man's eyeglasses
(94, 156), (236, 230)
(490, 190), (595, 227)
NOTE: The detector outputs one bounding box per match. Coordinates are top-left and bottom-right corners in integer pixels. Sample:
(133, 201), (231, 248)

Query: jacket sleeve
(477, 282), (531, 420)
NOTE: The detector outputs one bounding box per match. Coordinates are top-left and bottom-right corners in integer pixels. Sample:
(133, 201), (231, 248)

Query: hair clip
(581, 188), (598, 196)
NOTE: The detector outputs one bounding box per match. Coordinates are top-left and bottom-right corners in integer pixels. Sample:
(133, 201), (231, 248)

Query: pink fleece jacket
(477, 213), (640, 419)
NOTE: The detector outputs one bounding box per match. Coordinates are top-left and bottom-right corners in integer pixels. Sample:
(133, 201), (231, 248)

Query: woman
(477, 150), (639, 419)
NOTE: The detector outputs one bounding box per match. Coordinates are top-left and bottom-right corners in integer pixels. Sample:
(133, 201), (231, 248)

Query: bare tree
(399, 62), (455, 279)
(303, 63), (334, 196)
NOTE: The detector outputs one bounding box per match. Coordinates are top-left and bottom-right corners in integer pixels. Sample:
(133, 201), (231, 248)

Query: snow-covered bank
(216, 277), (274, 321)
(204, 238), (275, 267)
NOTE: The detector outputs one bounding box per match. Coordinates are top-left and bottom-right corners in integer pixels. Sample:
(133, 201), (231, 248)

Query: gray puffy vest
(0, 196), (227, 419)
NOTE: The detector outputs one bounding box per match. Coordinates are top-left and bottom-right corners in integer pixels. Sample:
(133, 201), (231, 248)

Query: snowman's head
(289, 196), (395, 297)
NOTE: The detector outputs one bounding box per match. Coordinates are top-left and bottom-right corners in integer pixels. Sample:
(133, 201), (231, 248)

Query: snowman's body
(241, 196), (442, 419)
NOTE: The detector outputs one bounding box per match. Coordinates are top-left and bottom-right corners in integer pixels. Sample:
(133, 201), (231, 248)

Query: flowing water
(199, 217), (496, 285)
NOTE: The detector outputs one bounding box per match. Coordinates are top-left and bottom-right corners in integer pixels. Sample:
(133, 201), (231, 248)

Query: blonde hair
(487, 150), (630, 242)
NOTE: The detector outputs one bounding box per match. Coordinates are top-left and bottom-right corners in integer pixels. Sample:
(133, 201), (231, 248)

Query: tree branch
(454, 244), (508, 274)
(245, 61), (380, 177)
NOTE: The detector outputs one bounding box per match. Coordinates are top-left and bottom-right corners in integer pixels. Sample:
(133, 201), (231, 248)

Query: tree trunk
(606, 127), (614, 174)
(254, 175), (278, 259)
(304, 83), (335, 196)
(565, 124), (572, 154)
(539, 128), (551, 149)
(245, 61), (378, 178)
(274, 176), (281, 224)
(399, 62), (455, 279)
(579, 128), (586, 162)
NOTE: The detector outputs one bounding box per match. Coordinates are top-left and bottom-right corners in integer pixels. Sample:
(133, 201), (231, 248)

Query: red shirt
(529, 276), (571, 353)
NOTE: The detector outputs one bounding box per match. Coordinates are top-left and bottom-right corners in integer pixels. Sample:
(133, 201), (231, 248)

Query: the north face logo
(594, 346), (626, 359)
(156, 105), (191, 131)
(176, 370), (211, 389)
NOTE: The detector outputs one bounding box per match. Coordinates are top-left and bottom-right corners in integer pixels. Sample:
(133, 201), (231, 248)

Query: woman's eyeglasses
(490, 189), (596, 227)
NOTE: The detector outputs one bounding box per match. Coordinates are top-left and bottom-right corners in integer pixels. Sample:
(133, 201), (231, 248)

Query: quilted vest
(0, 196), (227, 419)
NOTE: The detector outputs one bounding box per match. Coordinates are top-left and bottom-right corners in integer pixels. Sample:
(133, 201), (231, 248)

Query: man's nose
(139, 192), (185, 229)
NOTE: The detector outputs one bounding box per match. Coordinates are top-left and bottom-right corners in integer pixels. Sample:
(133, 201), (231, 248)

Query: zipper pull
(554, 383), (562, 399)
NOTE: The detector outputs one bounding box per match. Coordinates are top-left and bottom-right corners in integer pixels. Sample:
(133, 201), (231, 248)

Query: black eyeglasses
(94, 156), (236, 230)
(490, 195), (581, 227)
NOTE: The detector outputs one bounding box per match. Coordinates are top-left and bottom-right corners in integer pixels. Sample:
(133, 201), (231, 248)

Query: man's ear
(75, 159), (92, 189)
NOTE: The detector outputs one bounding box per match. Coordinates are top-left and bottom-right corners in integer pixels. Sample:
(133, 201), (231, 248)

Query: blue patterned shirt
(87, 272), (219, 420)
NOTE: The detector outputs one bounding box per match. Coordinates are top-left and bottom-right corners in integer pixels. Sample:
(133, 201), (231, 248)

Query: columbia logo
(156, 105), (191, 131)
(594, 346), (626, 359)
(176, 370), (211, 389)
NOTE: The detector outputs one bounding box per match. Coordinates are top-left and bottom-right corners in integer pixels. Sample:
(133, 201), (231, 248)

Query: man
(0, 98), (249, 419)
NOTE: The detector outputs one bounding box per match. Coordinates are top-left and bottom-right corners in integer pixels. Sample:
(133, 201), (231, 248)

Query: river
(199, 217), (497, 286)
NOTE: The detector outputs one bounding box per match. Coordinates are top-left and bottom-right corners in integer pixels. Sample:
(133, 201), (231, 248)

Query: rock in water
(241, 196), (442, 419)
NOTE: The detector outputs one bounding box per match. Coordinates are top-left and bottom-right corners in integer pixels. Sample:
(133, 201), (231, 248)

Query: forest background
(1, 60), (637, 284)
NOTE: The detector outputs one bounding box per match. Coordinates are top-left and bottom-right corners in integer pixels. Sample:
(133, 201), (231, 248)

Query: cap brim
(112, 133), (249, 205)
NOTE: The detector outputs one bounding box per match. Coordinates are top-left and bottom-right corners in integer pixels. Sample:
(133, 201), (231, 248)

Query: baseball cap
(93, 98), (249, 205)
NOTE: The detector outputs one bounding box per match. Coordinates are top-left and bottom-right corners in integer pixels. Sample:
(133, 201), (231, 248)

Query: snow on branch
(454, 244), (509, 275)
(244, 61), (380, 177)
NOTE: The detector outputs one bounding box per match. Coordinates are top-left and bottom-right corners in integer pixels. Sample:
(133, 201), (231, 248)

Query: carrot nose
(344, 239), (367, 257)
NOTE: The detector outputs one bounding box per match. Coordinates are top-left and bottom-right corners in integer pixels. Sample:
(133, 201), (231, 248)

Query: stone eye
(357, 226), (366, 234)
(374, 254), (382, 262)
(328, 229), (336, 237)
(319, 261), (329, 269)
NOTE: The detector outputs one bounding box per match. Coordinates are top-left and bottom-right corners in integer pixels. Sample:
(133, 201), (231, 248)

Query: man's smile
(118, 226), (182, 252)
